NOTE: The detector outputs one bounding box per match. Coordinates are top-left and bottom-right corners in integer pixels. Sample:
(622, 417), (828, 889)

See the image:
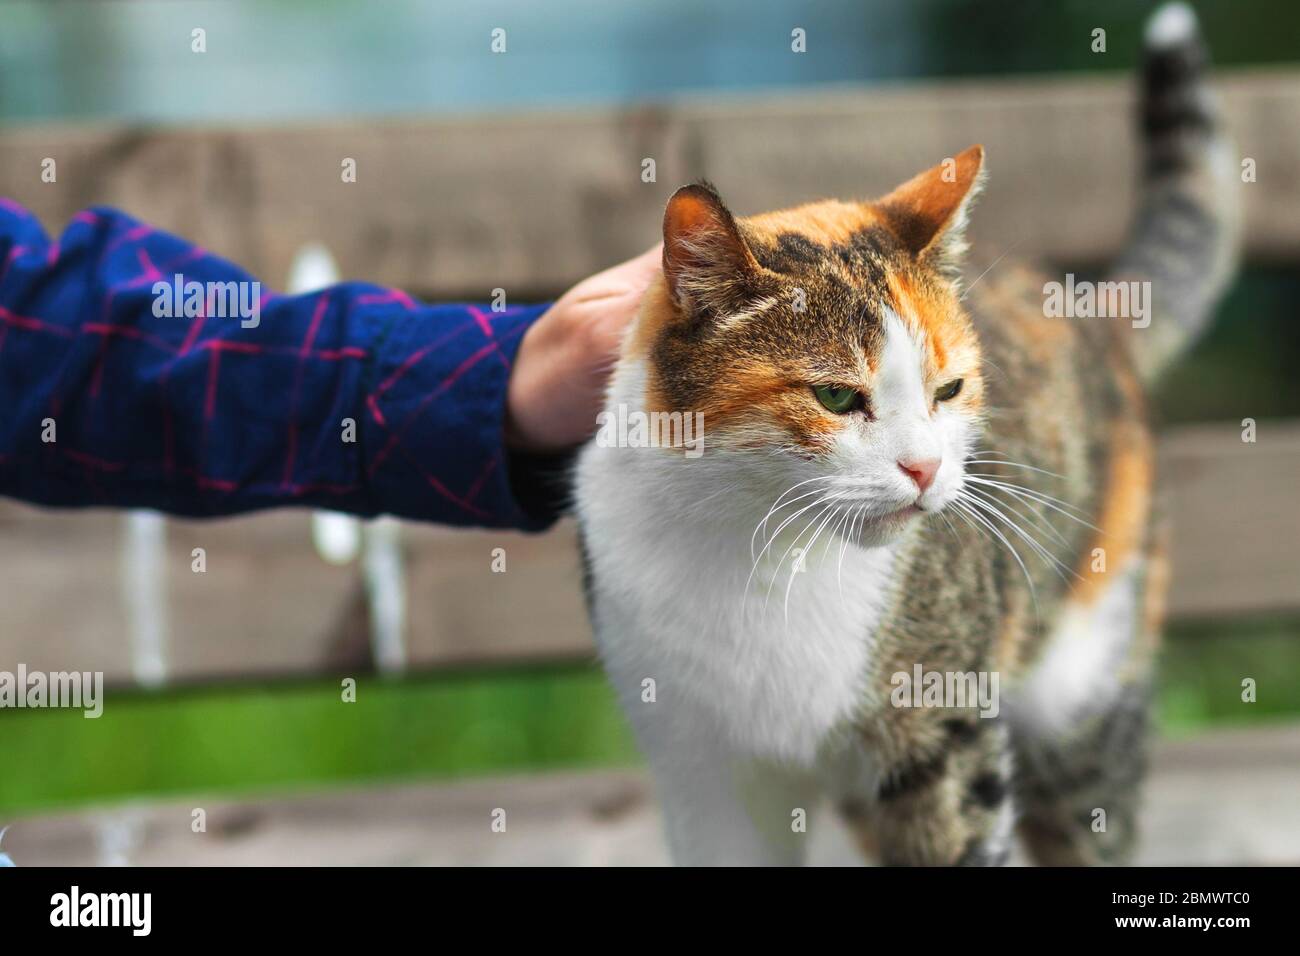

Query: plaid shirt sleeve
(0, 200), (559, 530)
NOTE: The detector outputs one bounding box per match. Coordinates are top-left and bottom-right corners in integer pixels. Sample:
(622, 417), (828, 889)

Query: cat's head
(637, 146), (987, 546)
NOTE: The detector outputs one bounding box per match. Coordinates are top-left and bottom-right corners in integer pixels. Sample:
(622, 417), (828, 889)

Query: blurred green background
(1, 0), (1297, 817)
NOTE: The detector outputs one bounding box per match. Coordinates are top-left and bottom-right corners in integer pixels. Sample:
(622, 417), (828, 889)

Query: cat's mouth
(835, 500), (923, 525)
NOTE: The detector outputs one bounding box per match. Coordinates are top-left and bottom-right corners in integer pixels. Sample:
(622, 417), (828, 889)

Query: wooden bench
(2, 69), (1298, 863)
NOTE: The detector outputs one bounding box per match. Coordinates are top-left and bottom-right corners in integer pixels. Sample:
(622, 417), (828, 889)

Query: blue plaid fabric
(0, 201), (555, 530)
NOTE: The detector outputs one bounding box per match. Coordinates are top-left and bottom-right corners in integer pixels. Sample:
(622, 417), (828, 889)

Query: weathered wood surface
(4, 724), (1298, 866)
(1159, 421), (1300, 620)
(0, 421), (1296, 685)
(1, 70), (1298, 302)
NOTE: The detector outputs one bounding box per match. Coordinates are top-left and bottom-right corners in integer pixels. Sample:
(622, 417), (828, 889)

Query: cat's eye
(812, 384), (861, 414)
(935, 379), (964, 403)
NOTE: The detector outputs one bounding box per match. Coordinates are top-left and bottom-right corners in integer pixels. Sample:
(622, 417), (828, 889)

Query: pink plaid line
(358, 289), (418, 311)
(468, 305), (512, 370)
(105, 224), (156, 255)
(0, 244), (27, 287)
(389, 439), (493, 519)
(358, 310), (527, 519)
(367, 336), (505, 477)
(464, 455), (499, 503)
(361, 316), (486, 430)
(0, 304), (75, 337)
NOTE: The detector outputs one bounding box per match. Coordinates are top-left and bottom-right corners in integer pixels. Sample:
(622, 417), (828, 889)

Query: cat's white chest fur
(576, 365), (899, 767)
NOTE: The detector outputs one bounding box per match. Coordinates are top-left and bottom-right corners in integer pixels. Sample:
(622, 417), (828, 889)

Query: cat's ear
(662, 182), (762, 317)
(876, 145), (985, 274)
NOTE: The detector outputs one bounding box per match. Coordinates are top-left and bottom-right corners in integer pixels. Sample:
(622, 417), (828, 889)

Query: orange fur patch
(877, 145), (983, 258)
(704, 367), (842, 446)
(886, 272), (985, 405)
(888, 273), (948, 371)
(1071, 418), (1153, 604)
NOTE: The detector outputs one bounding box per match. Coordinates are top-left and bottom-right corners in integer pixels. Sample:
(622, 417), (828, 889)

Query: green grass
(2, 618), (1297, 818)
(0, 664), (638, 818)
(1157, 617), (1300, 736)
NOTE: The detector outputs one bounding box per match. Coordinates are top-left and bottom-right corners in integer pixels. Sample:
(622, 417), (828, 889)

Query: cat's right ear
(875, 145), (985, 276)
(662, 182), (761, 318)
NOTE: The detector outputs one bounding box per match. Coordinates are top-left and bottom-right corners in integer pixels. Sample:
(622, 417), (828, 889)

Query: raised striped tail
(1112, 2), (1241, 382)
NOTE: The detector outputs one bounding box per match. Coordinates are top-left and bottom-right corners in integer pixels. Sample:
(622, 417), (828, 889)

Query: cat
(574, 1), (1238, 865)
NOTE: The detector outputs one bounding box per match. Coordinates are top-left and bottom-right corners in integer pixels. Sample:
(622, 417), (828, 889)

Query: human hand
(505, 245), (661, 452)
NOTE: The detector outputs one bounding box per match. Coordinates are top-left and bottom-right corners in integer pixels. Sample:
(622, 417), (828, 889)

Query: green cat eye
(935, 378), (964, 402)
(813, 384), (861, 414)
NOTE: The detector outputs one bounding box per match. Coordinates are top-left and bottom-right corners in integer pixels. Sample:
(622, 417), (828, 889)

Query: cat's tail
(1111, 1), (1241, 382)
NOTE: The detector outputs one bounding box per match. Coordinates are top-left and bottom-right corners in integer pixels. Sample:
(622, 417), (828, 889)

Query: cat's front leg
(618, 690), (819, 865)
(589, 590), (821, 864)
(868, 717), (1016, 866)
(648, 731), (820, 866)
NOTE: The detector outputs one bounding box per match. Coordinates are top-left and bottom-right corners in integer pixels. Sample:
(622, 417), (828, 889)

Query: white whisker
(778, 499), (846, 621)
(950, 497), (1040, 616)
(958, 491), (1076, 584)
(744, 492), (839, 609)
(750, 475), (839, 561)
(965, 483), (1071, 549)
(964, 475), (1099, 530)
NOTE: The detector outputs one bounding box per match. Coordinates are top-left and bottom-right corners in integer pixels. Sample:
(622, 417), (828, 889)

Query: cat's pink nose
(898, 457), (940, 493)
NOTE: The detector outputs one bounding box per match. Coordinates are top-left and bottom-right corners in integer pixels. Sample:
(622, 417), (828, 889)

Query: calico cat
(575, 2), (1238, 865)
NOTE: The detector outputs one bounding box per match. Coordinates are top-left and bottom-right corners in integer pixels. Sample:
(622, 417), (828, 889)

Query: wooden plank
(0, 505), (368, 685)
(1, 70), (1297, 301)
(0, 507), (130, 680)
(1158, 420), (1300, 619)
(3, 724), (1297, 865)
(1, 421), (1297, 684)
(402, 521), (593, 668)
